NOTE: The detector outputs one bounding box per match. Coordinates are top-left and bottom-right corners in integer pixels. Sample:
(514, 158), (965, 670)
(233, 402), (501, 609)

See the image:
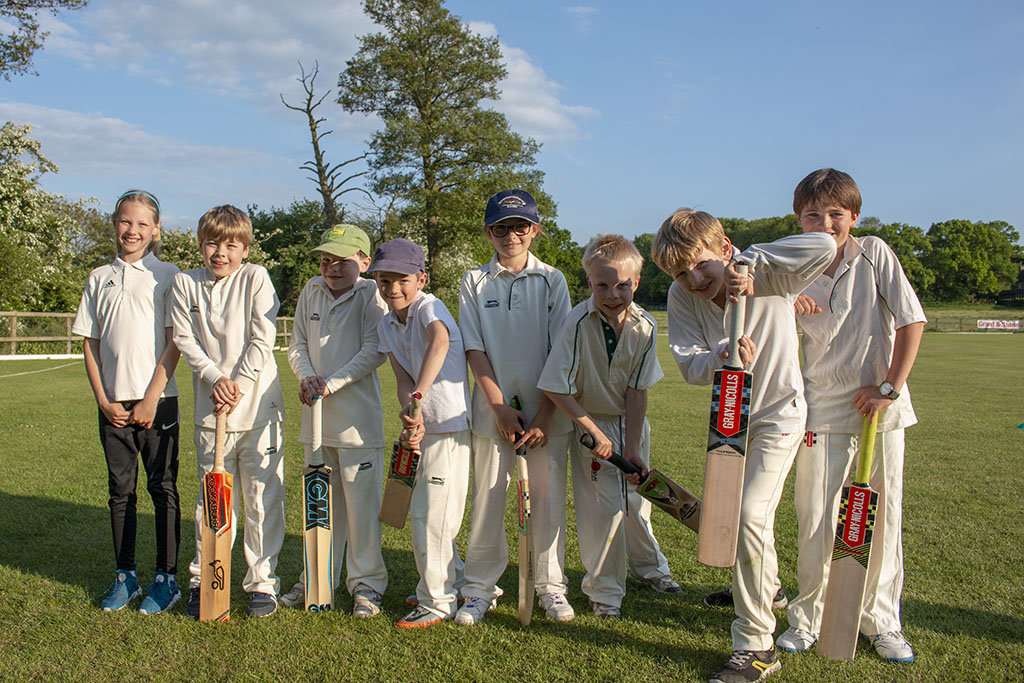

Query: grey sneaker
(645, 575), (681, 594)
(100, 570), (141, 612)
(246, 591), (277, 617)
(775, 626), (816, 653)
(186, 586), (200, 619)
(279, 581), (304, 608)
(538, 592), (575, 622)
(590, 601), (620, 619)
(870, 631), (914, 663)
(138, 571), (181, 615)
(352, 589), (382, 618)
(710, 648), (781, 683)
(454, 597), (491, 625)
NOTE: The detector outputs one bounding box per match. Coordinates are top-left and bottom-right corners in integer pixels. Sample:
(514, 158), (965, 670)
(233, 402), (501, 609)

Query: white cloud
(41, 1), (374, 108)
(563, 6), (599, 35)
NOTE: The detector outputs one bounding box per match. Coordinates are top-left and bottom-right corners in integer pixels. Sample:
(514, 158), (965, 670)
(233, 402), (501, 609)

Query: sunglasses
(488, 222), (534, 238)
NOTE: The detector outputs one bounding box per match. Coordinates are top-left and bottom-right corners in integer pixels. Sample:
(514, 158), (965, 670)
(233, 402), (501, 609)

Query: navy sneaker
(138, 571), (181, 615)
(99, 570), (141, 612)
(186, 586), (201, 619)
(246, 592), (277, 617)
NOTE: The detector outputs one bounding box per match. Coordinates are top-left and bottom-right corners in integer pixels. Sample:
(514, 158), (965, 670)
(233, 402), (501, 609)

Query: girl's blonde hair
(114, 189), (162, 256)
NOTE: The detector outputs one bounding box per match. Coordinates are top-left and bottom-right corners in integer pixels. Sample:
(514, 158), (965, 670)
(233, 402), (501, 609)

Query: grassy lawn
(0, 334), (1021, 681)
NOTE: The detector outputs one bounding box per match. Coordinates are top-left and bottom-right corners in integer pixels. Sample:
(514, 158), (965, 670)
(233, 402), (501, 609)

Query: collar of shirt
(384, 289), (428, 329)
(486, 250), (542, 280)
(113, 252), (159, 273)
(583, 296), (646, 335)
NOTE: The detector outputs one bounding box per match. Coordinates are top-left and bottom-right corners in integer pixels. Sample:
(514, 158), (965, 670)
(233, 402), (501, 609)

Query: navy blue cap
(484, 189), (539, 226)
(366, 238), (425, 275)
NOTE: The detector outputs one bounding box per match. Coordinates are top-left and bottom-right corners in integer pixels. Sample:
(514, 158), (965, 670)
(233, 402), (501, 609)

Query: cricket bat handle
(310, 395), (324, 467)
(213, 412), (227, 473)
(579, 433), (642, 476)
(511, 395), (527, 456)
(727, 262), (748, 369)
(855, 412), (879, 484)
(400, 392), (423, 447)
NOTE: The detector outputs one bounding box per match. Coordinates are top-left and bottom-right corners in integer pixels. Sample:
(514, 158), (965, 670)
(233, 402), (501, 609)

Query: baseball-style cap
(484, 189), (539, 226)
(311, 224), (372, 259)
(366, 238), (426, 275)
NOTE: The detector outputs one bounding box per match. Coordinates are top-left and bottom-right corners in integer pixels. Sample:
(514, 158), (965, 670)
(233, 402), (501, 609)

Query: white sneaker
(538, 592), (575, 622)
(870, 631), (915, 663)
(352, 589), (382, 618)
(279, 581), (304, 608)
(454, 597), (491, 625)
(590, 601), (620, 619)
(775, 626), (817, 652)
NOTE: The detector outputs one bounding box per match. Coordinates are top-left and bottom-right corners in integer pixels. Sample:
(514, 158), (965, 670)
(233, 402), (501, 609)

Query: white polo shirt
(668, 232), (836, 434)
(377, 291), (470, 434)
(537, 298), (664, 420)
(288, 276), (388, 448)
(798, 235), (927, 433)
(171, 262), (285, 431)
(459, 252), (572, 439)
(72, 253), (180, 402)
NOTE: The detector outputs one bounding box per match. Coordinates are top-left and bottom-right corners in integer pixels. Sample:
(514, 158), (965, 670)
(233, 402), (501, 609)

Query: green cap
(311, 224), (371, 259)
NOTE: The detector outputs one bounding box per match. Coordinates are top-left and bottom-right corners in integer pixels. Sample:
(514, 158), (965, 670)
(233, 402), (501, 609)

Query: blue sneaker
(138, 571), (181, 615)
(99, 570), (141, 612)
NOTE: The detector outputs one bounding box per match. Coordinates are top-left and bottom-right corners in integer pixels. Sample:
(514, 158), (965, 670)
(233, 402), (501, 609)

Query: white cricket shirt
(668, 232), (836, 433)
(72, 253), (180, 402)
(377, 291), (471, 434)
(459, 252), (572, 439)
(537, 298), (664, 420)
(288, 276), (387, 447)
(798, 235), (927, 433)
(171, 262), (285, 431)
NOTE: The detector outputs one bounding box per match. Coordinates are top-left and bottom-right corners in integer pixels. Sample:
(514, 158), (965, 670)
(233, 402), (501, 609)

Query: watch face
(880, 382), (895, 398)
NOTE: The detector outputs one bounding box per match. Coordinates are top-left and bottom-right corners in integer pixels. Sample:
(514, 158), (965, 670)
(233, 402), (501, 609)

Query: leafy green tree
(249, 199), (329, 315)
(720, 215), (800, 250)
(632, 232), (673, 308)
(922, 219), (1022, 302)
(532, 223), (587, 303)
(338, 0), (550, 300)
(855, 216), (933, 297)
(1, 0), (88, 80)
(0, 122), (86, 311)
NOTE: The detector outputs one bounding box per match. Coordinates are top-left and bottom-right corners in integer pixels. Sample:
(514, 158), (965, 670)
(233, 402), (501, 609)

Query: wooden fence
(0, 312), (296, 355)
(2, 310), (1020, 355)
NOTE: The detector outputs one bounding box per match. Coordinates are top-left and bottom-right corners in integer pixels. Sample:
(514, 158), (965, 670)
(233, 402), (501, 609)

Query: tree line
(2, 0), (1021, 317)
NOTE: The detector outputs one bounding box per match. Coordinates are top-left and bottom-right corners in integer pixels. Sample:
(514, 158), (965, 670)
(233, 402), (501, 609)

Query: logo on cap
(498, 196), (527, 209)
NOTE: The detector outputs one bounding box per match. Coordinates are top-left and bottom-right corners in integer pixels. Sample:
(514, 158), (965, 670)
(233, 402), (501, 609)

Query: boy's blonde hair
(651, 208), (727, 276)
(793, 168), (862, 216)
(114, 189), (162, 256)
(582, 234), (643, 277)
(197, 204), (253, 247)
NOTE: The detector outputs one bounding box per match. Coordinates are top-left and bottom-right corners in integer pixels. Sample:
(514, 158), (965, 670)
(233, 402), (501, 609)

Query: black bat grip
(578, 433), (643, 476)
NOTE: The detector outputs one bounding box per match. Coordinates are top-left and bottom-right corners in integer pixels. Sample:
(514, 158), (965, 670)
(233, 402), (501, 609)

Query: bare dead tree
(281, 61), (371, 226)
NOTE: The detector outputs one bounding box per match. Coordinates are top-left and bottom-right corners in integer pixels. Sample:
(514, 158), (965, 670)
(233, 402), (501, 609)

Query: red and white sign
(977, 319), (1020, 329)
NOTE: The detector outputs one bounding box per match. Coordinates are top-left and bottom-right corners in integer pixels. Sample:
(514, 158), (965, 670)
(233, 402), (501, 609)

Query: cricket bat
(698, 263), (751, 568)
(512, 396), (534, 627)
(379, 392), (423, 529)
(200, 412), (232, 622)
(817, 413), (881, 660)
(579, 433), (701, 533)
(303, 396), (333, 612)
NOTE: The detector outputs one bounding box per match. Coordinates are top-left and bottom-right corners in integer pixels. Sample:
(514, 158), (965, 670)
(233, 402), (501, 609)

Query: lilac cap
(484, 189), (539, 226)
(366, 238), (425, 275)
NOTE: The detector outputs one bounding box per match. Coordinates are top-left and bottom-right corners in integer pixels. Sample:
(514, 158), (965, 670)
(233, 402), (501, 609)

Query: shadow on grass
(905, 597), (1024, 643)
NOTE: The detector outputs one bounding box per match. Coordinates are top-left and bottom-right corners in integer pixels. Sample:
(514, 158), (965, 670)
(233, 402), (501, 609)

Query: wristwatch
(878, 381), (900, 400)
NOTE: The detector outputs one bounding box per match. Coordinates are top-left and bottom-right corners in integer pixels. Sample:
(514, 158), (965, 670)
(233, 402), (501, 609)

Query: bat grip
(310, 395), (323, 465)
(409, 392), (423, 419)
(855, 413), (879, 484)
(213, 412), (226, 472)
(578, 433), (642, 476)
(511, 395), (527, 456)
(727, 263), (748, 369)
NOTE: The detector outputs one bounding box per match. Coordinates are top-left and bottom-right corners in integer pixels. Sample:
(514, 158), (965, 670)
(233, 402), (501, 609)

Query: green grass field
(0, 334), (1021, 681)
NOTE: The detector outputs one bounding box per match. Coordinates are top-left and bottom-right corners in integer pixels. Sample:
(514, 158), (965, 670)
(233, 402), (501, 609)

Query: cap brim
(311, 244), (362, 259)
(485, 212), (539, 226)
(366, 259), (423, 275)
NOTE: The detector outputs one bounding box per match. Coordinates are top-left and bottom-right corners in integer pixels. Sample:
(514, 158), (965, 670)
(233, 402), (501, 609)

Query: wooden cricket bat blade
(379, 393), (422, 529)
(200, 413), (232, 622)
(304, 396), (334, 611)
(512, 395), (534, 627)
(817, 414), (880, 660)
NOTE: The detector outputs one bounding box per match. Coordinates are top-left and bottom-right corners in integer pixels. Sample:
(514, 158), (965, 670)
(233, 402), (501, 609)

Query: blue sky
(2, 0), (1022, 245)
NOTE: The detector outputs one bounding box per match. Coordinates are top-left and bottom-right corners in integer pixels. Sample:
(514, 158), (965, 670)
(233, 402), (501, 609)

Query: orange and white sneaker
(396, 606), (446, 629)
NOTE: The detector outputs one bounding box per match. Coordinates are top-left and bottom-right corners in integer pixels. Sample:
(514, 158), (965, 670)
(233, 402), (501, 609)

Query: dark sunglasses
(488, 222), (533, 238)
